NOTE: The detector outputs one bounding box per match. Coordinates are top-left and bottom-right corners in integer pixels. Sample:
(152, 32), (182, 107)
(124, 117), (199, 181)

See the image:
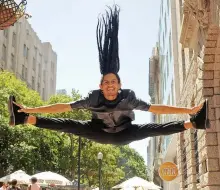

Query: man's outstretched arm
(17, 103), (72, 114)
(127, 90), (203, 115)
(15, 90), (98, 114)
(148, 104), (202, 115)
(16, 95), (91, 114)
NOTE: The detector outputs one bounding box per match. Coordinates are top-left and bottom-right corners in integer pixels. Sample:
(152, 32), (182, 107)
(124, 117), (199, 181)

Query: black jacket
(70, 89), (151, 132)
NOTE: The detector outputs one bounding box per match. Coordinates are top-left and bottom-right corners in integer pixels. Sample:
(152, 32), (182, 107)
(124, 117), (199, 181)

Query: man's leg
(125, 99), (209, 142)
(132, 120), (187, 141)
(110, 120), (188, 144)
(32, 116), (137, 145)
(27, 116), (111, 144)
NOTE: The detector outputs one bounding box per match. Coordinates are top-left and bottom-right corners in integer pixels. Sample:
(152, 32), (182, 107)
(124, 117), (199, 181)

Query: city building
(177, 0), (220, 189)
(56, 89), (67, 95)
(149, 0), (220, 189)
(149, 0), (182, 190)
(0, 17), (57, 100)
(148, 0), (178, 189)
(148, 45), (162, 185)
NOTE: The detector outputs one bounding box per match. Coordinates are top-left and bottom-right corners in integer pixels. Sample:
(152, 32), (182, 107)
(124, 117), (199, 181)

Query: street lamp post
(97, 152), (103, 190)
(77, 137), (81, 190)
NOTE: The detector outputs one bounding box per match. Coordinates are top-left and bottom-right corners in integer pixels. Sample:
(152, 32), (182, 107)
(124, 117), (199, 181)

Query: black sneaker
(8, 95), (29, 126)
(190, 99), (210, 129)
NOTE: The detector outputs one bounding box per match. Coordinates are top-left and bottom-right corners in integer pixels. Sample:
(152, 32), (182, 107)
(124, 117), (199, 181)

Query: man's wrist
(184, 108), (191, 114)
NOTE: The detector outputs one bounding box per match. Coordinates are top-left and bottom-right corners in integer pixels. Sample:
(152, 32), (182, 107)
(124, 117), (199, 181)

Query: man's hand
(188, 103), (203, 115)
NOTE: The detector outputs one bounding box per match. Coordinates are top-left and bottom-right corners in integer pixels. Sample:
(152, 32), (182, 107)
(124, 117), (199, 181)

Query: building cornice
(179, 0), (209, 49)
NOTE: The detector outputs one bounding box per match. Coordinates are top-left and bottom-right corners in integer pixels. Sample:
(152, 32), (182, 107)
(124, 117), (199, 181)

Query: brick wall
(177, 23), (220, 189)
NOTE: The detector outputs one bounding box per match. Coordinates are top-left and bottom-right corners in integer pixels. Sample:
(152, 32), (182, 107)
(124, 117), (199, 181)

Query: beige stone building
(149, 0), (220, 189)
(148, 45), (163, 185)
(177, 0), (220, 189)
(0, 17), (57, 100)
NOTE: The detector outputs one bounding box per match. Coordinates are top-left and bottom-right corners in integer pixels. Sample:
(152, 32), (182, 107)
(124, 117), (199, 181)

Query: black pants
(36, 117), (186, 145)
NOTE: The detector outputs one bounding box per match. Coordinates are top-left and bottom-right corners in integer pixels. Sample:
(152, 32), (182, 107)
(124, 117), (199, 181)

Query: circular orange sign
(158, 162), (178, 181)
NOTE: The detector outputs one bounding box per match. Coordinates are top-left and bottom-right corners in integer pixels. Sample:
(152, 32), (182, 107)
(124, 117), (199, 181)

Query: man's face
(99, 73), (121, 100)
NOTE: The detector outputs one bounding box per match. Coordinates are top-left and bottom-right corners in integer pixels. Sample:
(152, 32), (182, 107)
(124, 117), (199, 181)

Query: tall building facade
(148, 45), (162, 184)
(149, 0), (220, 189)
(177, 0), (220, 189)
(148, 0), (178, 189)
(149, 0), (180, 190)
(0, 17), (57, 100)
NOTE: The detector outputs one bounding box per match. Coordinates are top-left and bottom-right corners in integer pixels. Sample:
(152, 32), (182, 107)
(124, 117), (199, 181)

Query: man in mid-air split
(8, 5), (209, 145)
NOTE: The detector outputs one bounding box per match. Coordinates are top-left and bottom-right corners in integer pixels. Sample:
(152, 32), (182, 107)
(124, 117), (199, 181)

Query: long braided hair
(96, 5), (120, 76)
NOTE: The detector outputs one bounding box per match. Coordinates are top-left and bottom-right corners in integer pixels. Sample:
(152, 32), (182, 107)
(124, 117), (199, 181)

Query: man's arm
(17, 103), (72, 114)
(149, 104), (189, 114)
(149, 104), (203, 115)
(127, 90), (202, 114)
(17, 93), (92, 114)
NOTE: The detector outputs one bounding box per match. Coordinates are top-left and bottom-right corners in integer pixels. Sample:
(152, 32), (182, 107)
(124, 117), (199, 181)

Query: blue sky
(26, 0), (161, 163)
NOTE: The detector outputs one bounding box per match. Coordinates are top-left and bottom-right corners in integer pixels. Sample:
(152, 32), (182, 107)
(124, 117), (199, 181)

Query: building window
(43, 70), (46, 82)
(37, 82), (40, 93)
(23, 45), (29, 59)
(39, 54), (42, 64)
(3, 29), (8, 38)
(25, 67), (28, 79)
(179, 0), (183, 22)
(38, 64), (41, 76)
(165, 15), (167, 35)
(182, 139), (188, 188)
(42, 88), (45, 99)
(163, 34), (165, 50)
(51, 62), (54, 72)
(167, 0), (170, 15)
(34, 47), (37, 57)
(169, 34), (172, 61)
(182, 49), (186, 82)
(22, 65), (25, 79)
(2, 44), (6, 62)
(12, 32), (16, 47)
(26, 48), (29, 59)
(33, 57), (36, 71)
(32, 76), (35, 89)
(11, 54), (15, 71)
(189, 48), (193, 61)
(171, 81), (174, 105)
(23, 44), (27, 57)
(194, 131), (200, 183)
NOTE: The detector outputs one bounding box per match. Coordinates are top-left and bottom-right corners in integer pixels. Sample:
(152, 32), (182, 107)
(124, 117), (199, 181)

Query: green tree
(118, 145), (149, 181)
(80, 143), (124, 189)
(0, 71), (43, 176)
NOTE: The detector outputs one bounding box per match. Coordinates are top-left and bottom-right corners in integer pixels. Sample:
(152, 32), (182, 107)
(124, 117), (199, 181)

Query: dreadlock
(96, 5), (120, 75)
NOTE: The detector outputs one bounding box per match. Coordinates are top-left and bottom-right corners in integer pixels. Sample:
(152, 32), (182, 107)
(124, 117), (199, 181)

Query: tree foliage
(0, 71), (148, 188)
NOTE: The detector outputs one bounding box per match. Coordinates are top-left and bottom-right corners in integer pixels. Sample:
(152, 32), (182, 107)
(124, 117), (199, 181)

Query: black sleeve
(127, 90), (151, 111)
(70, 90), (99, 109)
(70, 98), (90, 109)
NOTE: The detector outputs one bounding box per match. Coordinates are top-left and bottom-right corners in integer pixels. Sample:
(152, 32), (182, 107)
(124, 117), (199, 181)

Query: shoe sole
(8, 95), (15, 126)
(205, 99), (210, 129)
